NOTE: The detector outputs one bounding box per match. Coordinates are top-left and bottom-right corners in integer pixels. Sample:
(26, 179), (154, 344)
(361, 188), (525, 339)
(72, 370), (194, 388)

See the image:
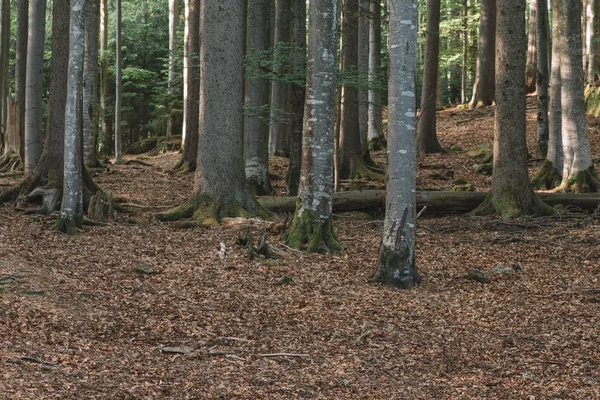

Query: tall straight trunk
(474, 0), (550, 216)
(57, 0), (85, 234)
(357, 0), (369, 158)
(558, 0), (599, 191)
(100, 0), (111, 155)
(416, 0), (443, 154)
(373, 0), (419, 288)
(167, 0), (178, 137)
(368, 0), (385, 150)
(115, 0), (123, 164)
(285, 0), (306, 196)
(244, 0), (272, 195)
(536, 0), (550, 157)
(83, 0), (100, 166)
(0, 0), (9, 143)
(525, 0), (537, 93)
(180, 0), (199, 171)
(586, 0), (598, 81)
(469, 0), (495, 108)
(24, 0), (46, 172)
(14, 0), (28, 160)
(461, 0), (468, 103)
(338, 0), (363, 179)
(285, 0), (341, 253)
(268, 0), (291, 157)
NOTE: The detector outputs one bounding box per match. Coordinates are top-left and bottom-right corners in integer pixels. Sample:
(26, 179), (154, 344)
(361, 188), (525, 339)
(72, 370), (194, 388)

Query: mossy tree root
(247, 177), (272, 197)
(372, 244), (419, 289)
(284, 210), (342, 253)
(472, 189), (556, 217)
(350, 162), (385, 182)
(368, 137), (387, 152)
(172, 157), (196, 173)
(557, 167), (600, 193)
(532, 160), (562, 190)
(54, 215), (82, 235)
(0, 152), (23, 172)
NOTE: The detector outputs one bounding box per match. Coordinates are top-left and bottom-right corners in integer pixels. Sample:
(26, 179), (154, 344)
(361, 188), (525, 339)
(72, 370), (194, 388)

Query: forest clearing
(1, 100), (599, 399)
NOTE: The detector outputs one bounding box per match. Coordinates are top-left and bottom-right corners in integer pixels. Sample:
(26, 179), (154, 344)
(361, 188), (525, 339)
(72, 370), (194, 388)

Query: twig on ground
(552, 288), (600, 296)
(20, 357), (59, 367)
(259, 353), (310, 358)
(219, 336), (254, 343)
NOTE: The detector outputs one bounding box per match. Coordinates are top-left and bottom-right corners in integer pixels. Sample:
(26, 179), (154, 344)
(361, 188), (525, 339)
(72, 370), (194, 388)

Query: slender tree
(469, 0), (495, 108)
(100, 0), (112, 155)
(586, 0), (598, 81)
(24, 0), (47, 172)
(244, 0), (272, 195)
(158, 0), (266, 224)
(115, 0), (123, 164)
(177, 0), (200, 172)
(14, 0), (29, 160)
(0, 0), (9, 139)
(57, 0), (85, 234)
(474, 0), (551, 216)
(416, 0), (443, 154)
(285, 0), (341, 253)
(557, 0), (600, 191)
(368, 0), (386, 150)
(357, 0), (369, 159)
(372, 0), (419, 288)
(524, 0), (537, 93)
(83, 0), (100, 167)
(535, 0), (549, 157)
(166, 0), (178, 137)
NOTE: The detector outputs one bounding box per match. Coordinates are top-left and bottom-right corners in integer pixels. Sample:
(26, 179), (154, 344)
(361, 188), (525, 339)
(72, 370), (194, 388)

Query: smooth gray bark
(0, 0), (9, 143)
(58, 0), (85, 233)
(525, 0), (537, 93)
(367, 0), (385, 149)
(586, 0), (598, 81)
(285, 0), (340, 253)
(373, 0), (418, 288)
(547, 0), (563, 171)
(115, 0), (122, 164)
(416, 0), (443, 154)
(357, 0), (369, 157)
(166, 0), (178, 137)
(83, 0), (100, 166)
(100, 0), (111, 154)
(24, 0), (47, 172)
(244, 0), (272, 195)
(180, 0), (199, 170)
(14, 0), (28, 159)
(536, 0), (549, 157)
(470, 0), (495, 108)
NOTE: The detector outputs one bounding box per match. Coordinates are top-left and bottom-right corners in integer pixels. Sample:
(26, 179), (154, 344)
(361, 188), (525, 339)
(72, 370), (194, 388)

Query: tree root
(284, 207), (342, 253)
(368, 136), (387, 151)
(473, 189), (556, 217)
(349, 162), (385, 182)
(556, 167), (600, 193)
(0, 152), (23, 173)
(532, 160), (562, 190)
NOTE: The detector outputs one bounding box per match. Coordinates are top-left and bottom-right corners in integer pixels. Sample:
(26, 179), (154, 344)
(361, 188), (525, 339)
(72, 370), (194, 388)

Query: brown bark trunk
(470, 0), (496, 108)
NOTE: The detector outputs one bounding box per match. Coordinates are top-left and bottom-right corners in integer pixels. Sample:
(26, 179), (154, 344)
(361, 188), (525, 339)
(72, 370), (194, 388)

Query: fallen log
(258, 190), (600, 214)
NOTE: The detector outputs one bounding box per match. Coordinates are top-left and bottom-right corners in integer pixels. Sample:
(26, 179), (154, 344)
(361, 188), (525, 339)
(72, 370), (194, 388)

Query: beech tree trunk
(357, 0), (369, 159)
(368, 0), (385, 150)
(166, 0), (178, 137)
(373, 0), (419, 289)
(0, 0), (9, 142)
(57, 0), (85, 234)
(470, 0), (495, 108)
(474, 0), (550, 216)
(268, 0), (291, 157)
(285, 0), (341, 253)
(285, 0), (306, 196)
(14, 0), (28, 160)
(24, 0), (47, 172)
(416, 0), (443, 154)
(535, 0), (550, 157)
(100, 0), (112, 155)
(244, 0), (272, 195)
(586, 0), (598, 81)
(525, 0), (537, 93)
(180, 0), (199, 172)
(83, 0), (100, 167)
(115, 0), (123, 164)
(558, 0), (600, 192)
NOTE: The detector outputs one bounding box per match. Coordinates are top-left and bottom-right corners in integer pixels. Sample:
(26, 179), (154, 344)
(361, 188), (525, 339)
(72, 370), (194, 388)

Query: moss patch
(285, 202), (342, 253)
(557, 166), (600, 193)
(473, 189), (555, 217)
(532, 160), (562, 190)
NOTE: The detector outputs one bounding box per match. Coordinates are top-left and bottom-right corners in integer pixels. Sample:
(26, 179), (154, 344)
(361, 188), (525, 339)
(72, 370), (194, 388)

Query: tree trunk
(586, 0), (598, 81)
(0, 0), (9, 146)
(469, 0), (495, 108)
(268, 0), (291, 157)
(14, 0), (28, 161)
(179, 0), (199, 172)
(368, 0), (385, 150)
(558, 0), (600, 192)
(535, 0), (550, 157)
(416, 0), (443, 154)
(525, 0), (537, 93)
(285, 0), (341, 253)
(83, 0), (100, 167)
(461, 0), (468, 103)
(373, 0), (419, 289)
(357, 0), (369, 160)
(115, 0), (123, 164)
(166, 0), (178, 137)
(100, 0), (112, 155)
(244, 0), (272, 195)
(474, 0), (551, 216)
(285, 0), (306, 196)
(24, 0), (46, 172)
(57, 0), (85, 234)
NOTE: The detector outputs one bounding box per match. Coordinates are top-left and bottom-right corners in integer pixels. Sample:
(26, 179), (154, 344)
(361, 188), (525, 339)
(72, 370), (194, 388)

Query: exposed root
(532, 160), (562, 190)
(0, 152), (23, 173)
(473, 189), (556, 217)
(284, 206), (342, 253)
(368, 136), (387, 152)
(556, 167), (600, 193)
(54, 215), (82, 235)
(350, 162), (385, 182)
(27, 187), (60, 214)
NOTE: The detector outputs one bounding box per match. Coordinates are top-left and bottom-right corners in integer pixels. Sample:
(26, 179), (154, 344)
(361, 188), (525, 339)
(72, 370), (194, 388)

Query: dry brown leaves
(1, 98), (600, 399)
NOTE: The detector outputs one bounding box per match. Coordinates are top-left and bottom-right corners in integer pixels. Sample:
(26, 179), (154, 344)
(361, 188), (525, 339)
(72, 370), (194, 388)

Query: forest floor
(1, 97), (600, 399)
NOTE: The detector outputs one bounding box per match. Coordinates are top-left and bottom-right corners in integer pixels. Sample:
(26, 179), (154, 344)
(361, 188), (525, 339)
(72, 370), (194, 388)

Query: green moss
(475, 163), (493, 175)
(285, 200), (342, 253)
(452, 178), (467, 185)
(532, 160), (562, 190)
(585, 84), (600, 117)
(557, 166), (600, 193)
(368, 137), (387, 152)
(448, 144), (462, 152)
(452, 183), (475, 192)
(473, 189), (555, 217)
(349, 162), (385, 182)
(54, 215), (82, 235)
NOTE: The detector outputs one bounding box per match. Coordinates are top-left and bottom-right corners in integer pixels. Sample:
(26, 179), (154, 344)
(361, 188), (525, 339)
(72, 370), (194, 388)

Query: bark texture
(115, 0), (123, 164)
(285, 0), (341, 253)
(357, 0), (369, 159)
(416, 0), (443, 154)
(535, 0), (549, 157)
(474, 0), (551, 216)
(166, 0), (179, 137)
(14, 0), (28, 160)
(244, 0), (272, 195)
(373, 0), (419, 288)
(83, 0), (100, 167)
(368, 0), (385, 150)
(524, 0), (537, 93)
(100, 0), (112, 155)
(0, 0), (9, 145)
(586, 0), (598, 81)
(469, 0), (495, 108)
